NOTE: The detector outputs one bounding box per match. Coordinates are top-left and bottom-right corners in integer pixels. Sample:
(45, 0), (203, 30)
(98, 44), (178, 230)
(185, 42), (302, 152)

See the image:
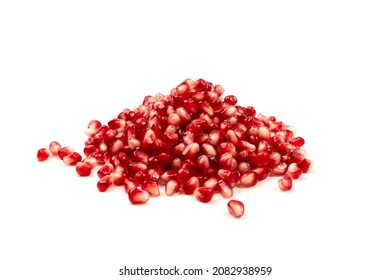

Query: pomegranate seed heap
(37, 78), (312, 218)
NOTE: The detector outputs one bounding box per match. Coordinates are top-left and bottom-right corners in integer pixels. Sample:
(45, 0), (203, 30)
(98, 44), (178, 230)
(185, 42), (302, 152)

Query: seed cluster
(37, 79), (311, 218)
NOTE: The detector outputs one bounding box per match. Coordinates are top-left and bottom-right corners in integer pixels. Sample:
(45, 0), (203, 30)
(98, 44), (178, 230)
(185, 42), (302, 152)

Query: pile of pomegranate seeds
(37, 78), (311, 218)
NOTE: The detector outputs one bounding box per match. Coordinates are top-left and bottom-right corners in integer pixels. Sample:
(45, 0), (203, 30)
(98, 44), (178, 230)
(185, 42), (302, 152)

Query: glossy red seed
(287, 163), (303, 179)
(239, 171), (258, 187)
(194, 187), (214, 203)
(298, 159), (312, 173)
(82, 157), (98, 168)
(124, 179), (137, 193)
(49, 141), (61, 156)
(219, 180), (233, 198)
(128, 189), (149, 204)
(142, 180), (160, 197)
(85, 120), (102, 136)
(76, 162), (92, 176)
(97, 175), (113, 192)
(165, 179), (180, 196)
(37, 148), (50, 161)
(227, 200), (245, 218)
(58, 146), (74, 160)
(182, 177), (200, 195)
(278, 175), (293, 191)
(224, 95), (237, 105)
(97, 163), (114, 178)
(63, 152), (82, 166)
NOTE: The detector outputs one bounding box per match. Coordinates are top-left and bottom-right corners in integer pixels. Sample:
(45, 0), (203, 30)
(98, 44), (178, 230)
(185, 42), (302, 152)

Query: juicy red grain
(194, 187), (214, 203)
(38, 78), (311, 217)
(278, 175), (293, 191)
(37, 148), (50, 161)
(49, 141), (61, 156)
(227, 200), (245, 218)
(76, 162), (92, 176)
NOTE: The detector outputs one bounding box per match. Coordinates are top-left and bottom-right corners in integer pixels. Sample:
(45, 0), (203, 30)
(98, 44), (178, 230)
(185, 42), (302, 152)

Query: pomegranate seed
(194, 187), (214, 203)
(128, 162), (148, 173)
(237, 162), (251, 174)
(160, 170), (177, 183)
(224, 95), (237, 105)
(107, 118), (125, 130)
(97, 163), (114, 178)
(227, 200), (244, 218)
(165, 179), (180, 196)
(97, 175), (113, 192)
(218, 142), (236, 155)
(252, 167), (268, 181)
(203, 176), (219, 190)
(182, 176), (200, 195)
(37, 148), (50, 161)
(298, 159), (312, 173)
(142, 180), (160, 197)
(82, 157), (98, 168)
(219, 153), (238, 170)
(124, 179), (137, 193)
(290, 137), (305, 147)
(278, 175), (293, 191)
(271, 162), (288, 175)
(128, 189), (149, 204)
(201, 143), (217, 157)
(208, 130), (222, 146)
(239, 171), (258, 187)
(134, 171), (147, 185)
(76, 162), (92, 176)
(196, 154), (210, 172)
(63, 152), (82, 166)
(182, 142), (199, 159)
(49, 141), (61, 156)
(112, 171), (126, 186)
(287, 163), (303, 179)
(58, 146), (74, 160)
(85, 120), (102, 136)
(219, 180), (233, 198)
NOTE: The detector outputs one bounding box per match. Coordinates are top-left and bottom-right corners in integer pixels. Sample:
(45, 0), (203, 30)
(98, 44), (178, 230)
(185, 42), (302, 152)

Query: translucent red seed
(227, 200), (245, 218)
(37, 148), (50, 161)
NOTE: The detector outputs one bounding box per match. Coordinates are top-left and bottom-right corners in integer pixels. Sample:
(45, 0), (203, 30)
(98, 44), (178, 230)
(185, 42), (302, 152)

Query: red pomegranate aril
(268, 151), (281, 167)
(199, 101), (214, 116)
(83, 145), (96, 157)
(37, 148), (50, 161)
(278, 175), (293, 191)
(128, 162), (148, 173)
(182, 176), (200, 195)
(298, 159), (312, 173)
(107, 118), (125, 130)
(112, 171), (126, 186)
(58, 146), (74, 160)
(239, 171), (258, 188)
(227, 200), (244, 218)
(97, 163), (114, 178)
(287, 163), (303, 179)
(219, 180), (233, 198)
(97, 175), (113, 192)
(208, 130), (222, 146)
(224, 95), (237, 105)
(290, 137), (305, 147)
(196, 155), (210, 172)
(176, 107), (191, 122)
(203, 176), (219, 190)
(182, 142), (199, 159)
(128, 189), (149, 204)
(147, 169), (160, 182)
(160, 170), (178, 183)
(194, 187), (214, 203)
(82, 157), (98, 168)
(109, 140), (123, 154)
(252, 167), (269, 181)
(238, 162), (251, 174)
(165, 179), (179, 196)
(63, 152), (82, 166)
(141, 129), (156, 151)
(177, 168), (191, 184)
(201, 143), (217, 157)
(219, 152), (238, 171)
(142, 180), (160, 197)
(124, 179), (137, 193)
(134, 171), (147, 185)
(218, 142), (236, 155)
(76, 162), (92, 176)
(272, 162), (288, 175)
(85, 120), (102, 137)
(238, 140), (256, 152)
(49, 141), (61, 156)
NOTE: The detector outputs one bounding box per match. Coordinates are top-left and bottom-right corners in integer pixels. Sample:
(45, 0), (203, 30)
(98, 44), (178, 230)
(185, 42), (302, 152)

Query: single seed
(278, 175), (293, 191)
(37, 148), (50, 161)
(227, 200), (244, 218)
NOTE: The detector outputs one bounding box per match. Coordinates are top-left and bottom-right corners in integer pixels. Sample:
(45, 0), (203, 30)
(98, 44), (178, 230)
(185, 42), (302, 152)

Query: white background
(1, 1), (389, 279)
